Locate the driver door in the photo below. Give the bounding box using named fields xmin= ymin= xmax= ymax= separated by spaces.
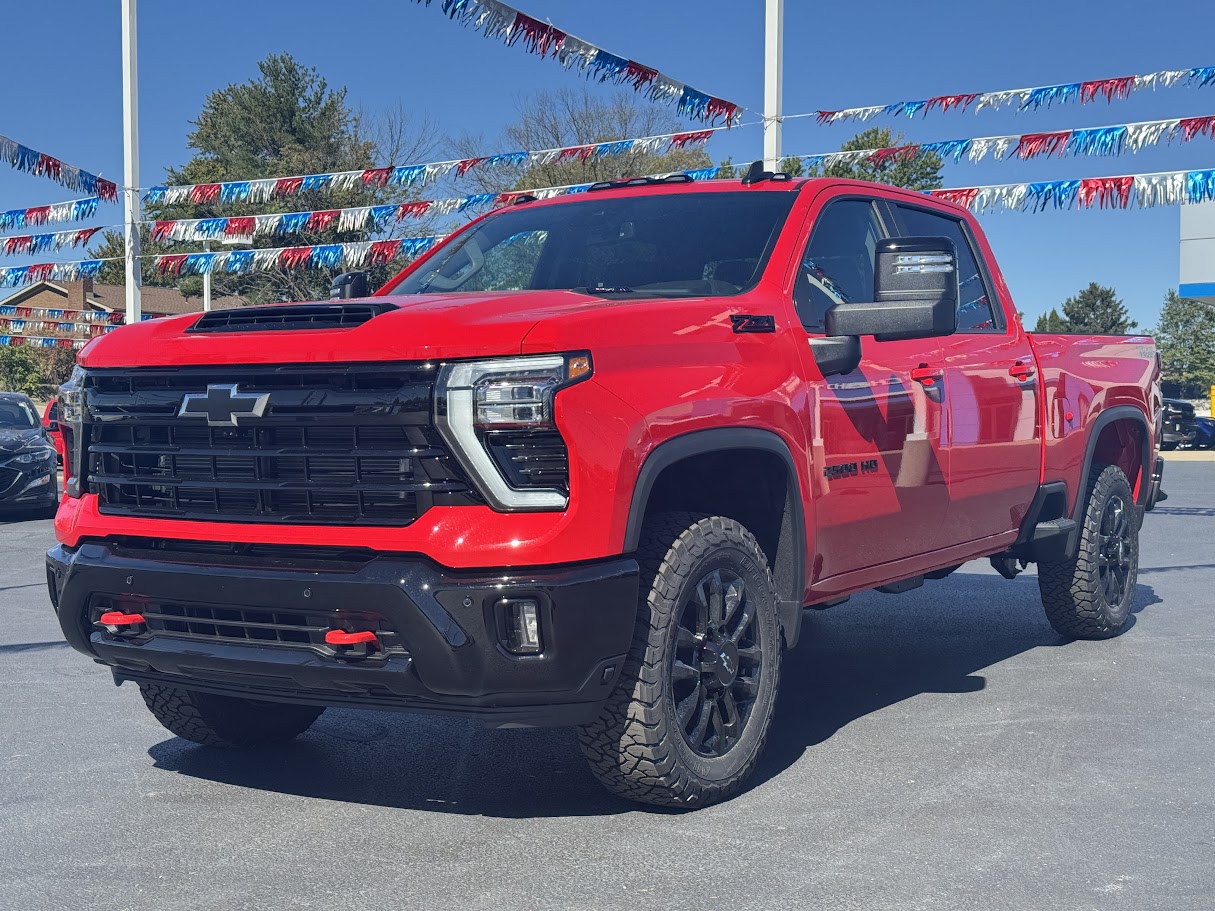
xmin=793 ymin=195 xmax=952 ymax=583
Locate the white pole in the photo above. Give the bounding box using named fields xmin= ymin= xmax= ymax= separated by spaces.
xmin=202 ymin=239 xmax=211 ymax=311
xmin=763 ymin=0 xmax=784 ymax=171
xmin=121 ymin=0 xmax=141 ymax=324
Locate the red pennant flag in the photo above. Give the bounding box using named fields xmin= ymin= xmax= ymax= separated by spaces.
xmin=669 ymin=130 xmax=714 ymax=149
xmin=369 ymin=240 xmax=402 ymax=265
xmin=1077 ymin=176 xmax=1134 ymax=209
xmin=625 ymin=61 xmax=659 ymax=90
xmin=25 ymin=206 xmax=50 ymax=226
xmin=225 ymin=216 xmax=256 ymax=237
xmin=1015 ymin=131 xmax=1072 ymax=159
xmin=397 ymin=201 xmax=431 ymax=220
xmin=361 ymin=168 xmax=392 ymax=187
xmin=151 ymin=221 xmax=176 ymax=242
xmin=306 ymin=210 xmax=339 ymax=232
xmin=190 ymin=184 xmax=221 ymax=204
xmin=275 ymin=176 xmax=304 ymax=198
xmin=456 ymin=157 xmax=489 ymax=177
xmin=279 ymin=246 xmax=313 ymax=269
xmin=1079 ymin=77 xmax=1135 ymax=104
xmin=931 ymin=187 xmax=980 ymax=210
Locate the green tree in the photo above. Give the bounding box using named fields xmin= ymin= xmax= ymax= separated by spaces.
xmin=450 ymin=89 xmax=712 ymax=196
xmin=1060 ymin=283 xmax=1137 ymax=334
xmin=1033 ymin=307 xmax=1070 ymax=332
xmin=91 ymin=54 xmax=437 ymax=304
xmin=786 ymin=127 xmax=944 ymax=190
xmin=1154 ymin=288 xmax=1215 ymax=397
xmin=0 ymin=346 xmax=47 ymax=397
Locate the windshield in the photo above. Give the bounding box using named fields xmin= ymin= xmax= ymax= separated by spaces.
xmin=0 ymin=399 xmax=38 ymax=429
xmin=395 ymin=190 xmax=798 ymax=298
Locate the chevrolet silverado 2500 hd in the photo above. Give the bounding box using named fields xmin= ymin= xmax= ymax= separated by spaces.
xmin=47 ymin=168 xmax=1164 ymax=807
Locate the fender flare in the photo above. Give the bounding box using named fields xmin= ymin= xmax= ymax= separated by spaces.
xmin=1073 ymin=405 xmax=1152 ymax=520
xmin=622 ymin=427 xmax=807 ymax=646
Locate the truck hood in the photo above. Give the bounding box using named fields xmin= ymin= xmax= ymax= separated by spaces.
xmin=79 ymin=290 xmax=626 ymax=368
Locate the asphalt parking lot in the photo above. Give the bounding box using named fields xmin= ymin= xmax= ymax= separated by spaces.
xmin=1 ymin=460 xmax=1212 ymax=911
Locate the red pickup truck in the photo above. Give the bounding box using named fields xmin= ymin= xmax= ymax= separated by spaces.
xmin=47 ymin=168 xmax=1164 ymax=808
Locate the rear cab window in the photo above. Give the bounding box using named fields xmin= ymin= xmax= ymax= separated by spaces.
xmin=892 ymin=204 xmax=1004 ymax=332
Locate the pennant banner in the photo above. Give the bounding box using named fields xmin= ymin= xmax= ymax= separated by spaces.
xmin=0 ymin=303 xmax=124 ymax=324
xmin=811 ymin=65 xmax=1215 ymax=125
xmin=0 ymin=333 xmax=88 ymax=349
xmin=142 ymin=128 xmax=720 ymax=206
xmin=0 ymin=134 xmax=118 ymax=202
xmin=929 ymin=167 xmax=1215 ymax=213
xmin=793 ymin=114 xmax=1215 ymax=171
xmin=409 ymin=0 xmax=740 ymax=126
xmin=0 ymin=197 xmax=101 ymax=232
xmin=0 ymin=259 xmax=107 ymax=289
xmin=0 ymin=315 xmax=119 ymax=337
xmin=153 ymin=236 xmax=446 ymax=279
xmin=0 ymin=227 xmax=103 ymax=258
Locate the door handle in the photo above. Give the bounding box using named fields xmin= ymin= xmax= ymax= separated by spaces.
xmin=910 ymin=365 xmax=944 ymax=387
xmin=1009 ymin=361 xmax=1036 ymax=383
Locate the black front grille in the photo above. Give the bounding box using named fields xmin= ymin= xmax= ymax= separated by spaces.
xmin=0 ymin=467 xmax=19 ymax=495
xmin=89 ymin=594 xmax=407 ymax=656
xmin=188 ymin=302 xmax=394 ymax=333
xmin=83 ymin=363 xmax=481 ymax=526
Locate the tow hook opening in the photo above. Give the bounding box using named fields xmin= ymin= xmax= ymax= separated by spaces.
xmin=96 ymin=611 xmax=147 ymax=637
xmin=324 ymin=628 xmax=381 ymax=659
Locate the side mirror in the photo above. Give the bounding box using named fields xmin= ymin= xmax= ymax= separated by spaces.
xmin=46 ymin=421 xmax=59 ymax=433
xmin=825 ymin=237 xmax=959 ymax=342
xmin=809 ymin=236 xmax=959 ymax=377
xmin=331 ymin=271 xmax=370 ymax=300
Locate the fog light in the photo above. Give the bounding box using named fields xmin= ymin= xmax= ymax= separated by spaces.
xmin=496 ymin=598 xmax=543 ymax=654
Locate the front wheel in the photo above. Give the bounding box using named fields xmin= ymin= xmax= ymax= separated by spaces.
xmin=578 ymin=514 xmax=783 ymax=808
xmin=1038 ymin=463 xmax=1139 ymax=639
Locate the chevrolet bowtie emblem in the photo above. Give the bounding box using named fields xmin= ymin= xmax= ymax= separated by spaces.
xmin=178 ymin=384 xmax=269 ymax=426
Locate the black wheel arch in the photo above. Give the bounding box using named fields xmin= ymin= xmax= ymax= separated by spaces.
xmin=1072 ymin=405 xmax=1153 ymax=522
xmin=623 ymin=428 xmax=807 ymax=647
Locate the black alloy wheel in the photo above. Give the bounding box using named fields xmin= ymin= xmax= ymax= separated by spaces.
xmin=671 ymin=568 xmax=762 ymax=758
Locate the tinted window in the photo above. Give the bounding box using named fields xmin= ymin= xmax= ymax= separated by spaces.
xmin=396 ymin=191 xmax=797 ymax=298
xmin=0 ymin=398 xmax=38 ymax=428
xmin=896 ymin=205 xmax=1000 ymax=331
xmin=793 ymin=200 xmax=885 ymax=331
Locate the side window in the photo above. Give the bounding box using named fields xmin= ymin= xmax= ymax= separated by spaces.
xmin=424 ymin=230 xmax=549 ymax=292
xmin=793 ymin=199 xmax=885 ymax=332
xmin=894 ymin=205 xmax=1001 ymax=331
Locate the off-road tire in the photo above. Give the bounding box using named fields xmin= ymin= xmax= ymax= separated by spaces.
xmin=139 ymin=684 xmax=324 ymax=748
xmin=1038 ymin=463 xmax=1139 ymax=639
xmin=578 ymin=513 xmax=783 ymax=808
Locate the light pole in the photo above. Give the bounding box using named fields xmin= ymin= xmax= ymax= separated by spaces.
xmin=121 ymin=0 xmax=141 ymax=323
xmin=202 ymin=239 xmax=211 ymax=311
xmin=763 ymin=0 xmax=784 ymax=171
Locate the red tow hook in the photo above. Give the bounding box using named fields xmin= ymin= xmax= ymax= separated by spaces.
xmin=324 ymin=629 xmax=380 ymax=658
xmin=96 ymin=611 xmax=146 ymax=635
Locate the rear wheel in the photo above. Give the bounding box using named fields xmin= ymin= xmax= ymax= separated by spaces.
xmin=578 ymin=513 xmax=783 ymax=808
xmin=139 ymin=684 xmax=324 ymax=748
xmin=1038 ymin=463 xmax=1139 ymax=639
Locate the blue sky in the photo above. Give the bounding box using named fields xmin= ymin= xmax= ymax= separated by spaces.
xmin=1 ymin=0 xmax=1213 ymax=327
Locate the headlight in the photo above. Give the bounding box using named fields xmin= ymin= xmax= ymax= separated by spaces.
xmin=11 ymin=447 xmax=55 ymax=464
xmin=435 ymin=353 xmax=591 ymax=511
xmin=58 ymin=366 xmax=87 ymax=497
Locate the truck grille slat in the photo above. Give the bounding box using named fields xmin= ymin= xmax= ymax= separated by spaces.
xmin=83 ymin=363 xmax=481 ymax=526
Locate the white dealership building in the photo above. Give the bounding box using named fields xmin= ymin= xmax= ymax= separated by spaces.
xmin=1180 ymin=201 xmax=1215 ymax=304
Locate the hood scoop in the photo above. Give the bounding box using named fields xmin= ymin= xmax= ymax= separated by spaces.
xmin=188 ymin=302 xmax=395 ymax=333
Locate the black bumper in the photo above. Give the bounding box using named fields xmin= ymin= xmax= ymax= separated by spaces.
xmin=46 ymin=541 xmax=639 ymax=727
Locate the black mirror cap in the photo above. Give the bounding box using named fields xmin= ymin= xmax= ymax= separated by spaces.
xmin=809 ymin=335 xmax=862 ymax=377
xmin=825 ymin=297 xmax=957 ymax=342
xmin=330 ymin=271 xmax=370 ymax=300
xmin=874 ymin=236 xmax=958 ymax=305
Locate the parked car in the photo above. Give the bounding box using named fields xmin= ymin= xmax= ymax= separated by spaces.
xmin=0 ymin=392 xmax=59 ymax=517
xmin=1195 ymin=415 xmax=1215 ymax=449
xmin=42 ymin=399 xmax=64 ymax=465
xmin=1161 ymin=398 xmax=1198 ymax=450
xmin=46 ymin=169 xmax=1163 ymax=807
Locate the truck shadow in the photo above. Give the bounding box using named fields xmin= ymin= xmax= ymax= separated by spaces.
xmin=147 ymin=573 xmax=1161 ymax=818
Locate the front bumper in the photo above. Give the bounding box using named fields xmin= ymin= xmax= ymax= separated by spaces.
xmin=46 ymin=540 xmax=639 ymax=727
xmin=0 ymin=459 xmax=57 ymax=511
xmin=1163 ymin=426 xmax=1197 ymax=446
